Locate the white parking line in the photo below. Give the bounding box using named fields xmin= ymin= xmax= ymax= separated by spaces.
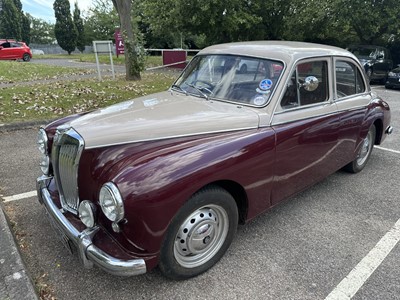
xmin=325 ymin=144 xmax=400 ymax=299
xmin=325 ymin=218 xmax=400 ymax=300
xmin=2 ymin=191 xmax=37 ymax=203
xmin=375 ymin=146 xmax=400 ymax=155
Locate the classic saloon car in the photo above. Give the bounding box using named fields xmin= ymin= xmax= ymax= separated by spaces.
xmin=36 ymin=41 xmax=392 ymax=279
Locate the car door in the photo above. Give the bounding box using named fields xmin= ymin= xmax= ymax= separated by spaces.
xmin=334 ymin=58 xmax=372 ymax=163
xmin=11 ymin=42 xmax=23 ymax=59
xmin=0 ymin=42 xmax=13 ymax=59
xmin=270 ymin=58 xmax=341 ymax=205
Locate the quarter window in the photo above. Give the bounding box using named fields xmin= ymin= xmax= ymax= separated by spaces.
xmin=281 ymin=60 xmax=329 ymax=109
xmin=335 ymin=60 xmax=365 ymax=98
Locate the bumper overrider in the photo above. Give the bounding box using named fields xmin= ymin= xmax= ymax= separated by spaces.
xmin=36 ymin=175 xmax=146 ymax=276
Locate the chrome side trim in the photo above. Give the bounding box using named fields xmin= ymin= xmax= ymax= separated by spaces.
xmin=36 ymin=175 xmax=147 ymax=277
xmin=84 ymin=126 xmax=258 ymax=150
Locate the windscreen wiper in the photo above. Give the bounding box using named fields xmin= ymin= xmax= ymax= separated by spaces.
xmin=171 ymin=84 xmax=187 ymax=95
xmin=185 ymin=83 xmax=209 ymax=100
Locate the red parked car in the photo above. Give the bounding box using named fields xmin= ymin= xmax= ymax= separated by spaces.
xmin=0 ymin=39 xmax=32 ymax=61
xmin=36 ymin=41 xmax=393 ymax=280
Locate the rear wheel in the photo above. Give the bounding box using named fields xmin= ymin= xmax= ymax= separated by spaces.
xmin=159 ymin=186 xmax=238 ymax=280
xmin=344 ymin=124 xmax=376 ymax=173
xmin=22 ymin=53 xmax=30 ymax=62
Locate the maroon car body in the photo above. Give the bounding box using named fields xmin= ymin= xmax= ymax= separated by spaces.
xmin=36 ymin=41 xmax=392 ymax=279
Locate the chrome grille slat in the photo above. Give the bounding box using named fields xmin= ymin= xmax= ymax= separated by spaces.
xmin=52 ymin=128 xmax=84 ymax=214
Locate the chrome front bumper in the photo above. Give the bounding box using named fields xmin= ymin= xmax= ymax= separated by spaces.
xmin=36 ymin=175 xmax=146 ymax=276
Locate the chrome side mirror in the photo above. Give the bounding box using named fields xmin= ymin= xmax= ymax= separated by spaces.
xmin=302 ymin=76 xmax=319 ymax=92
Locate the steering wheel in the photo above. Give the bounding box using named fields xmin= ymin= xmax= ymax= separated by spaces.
xmin=192 ymin=80 xmax=214 ymax=94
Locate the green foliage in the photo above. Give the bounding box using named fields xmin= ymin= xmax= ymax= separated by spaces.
xmin=0 ymin=0 xmax=22 ymax=40
xmin=135 ymin=0 xmax=400 ymax=50
xmin=21 ymin=13 xmax=30 ymax=44
xmin=27 ymin=14 xmax=56 ymax=44
xmin=334 ymin=0 xmax=400 ymax=44
xmin=12 ymin=0 xmax=22 ymax=11
xmin=73 ymin=2 xmax=85 ymax=52
xmin=138 ymin=0 xmax=182 ymax=48
xmin=53 ymin=0 xmax=77 ymax=54
xmin=84 ymin=0 xmax=119 ymax=43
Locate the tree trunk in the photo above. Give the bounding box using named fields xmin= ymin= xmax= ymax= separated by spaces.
xmin=112 ymin=0 xmax=141 ymax=81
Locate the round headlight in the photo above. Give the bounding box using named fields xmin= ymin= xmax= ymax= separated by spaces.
xmin=39 ymin=155 xmax=50 ymax=175
xmin=99 ymin=182 xmax=125 ymax=222
xmin=78 ymin=200 xmax=96 ymax=228
xmin=37 ymin=128 xmax=48 ymax=155
xmin=37 ymin=128 xmax=50 ymax=175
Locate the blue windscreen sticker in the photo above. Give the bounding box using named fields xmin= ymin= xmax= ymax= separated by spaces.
xmin=256 ymin=79 xmax=273 ymax=94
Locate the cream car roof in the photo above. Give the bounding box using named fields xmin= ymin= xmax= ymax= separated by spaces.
xmin=198 ymin=41 xmax=358 ymax=64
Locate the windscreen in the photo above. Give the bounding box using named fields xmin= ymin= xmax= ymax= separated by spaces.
xmin=173 ymin=55 xmax=284 ymax=107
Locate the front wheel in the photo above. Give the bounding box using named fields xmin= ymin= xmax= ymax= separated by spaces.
xmin=344 ymin=124 xmax=376 ymax=173
xmin=159 ymin=186 xmax=238 ymax=280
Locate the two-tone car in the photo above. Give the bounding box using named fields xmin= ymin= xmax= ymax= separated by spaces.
xmin=36 ymin=41 xmax=392 ymax=280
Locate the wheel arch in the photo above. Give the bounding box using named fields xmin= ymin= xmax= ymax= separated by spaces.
xmin=373 ymin=118 xmax=383 ymax=145
xmin=200 ymin=180 xmax=248 ymax=224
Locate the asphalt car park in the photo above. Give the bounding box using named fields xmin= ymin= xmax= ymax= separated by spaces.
xmin=0 ymin=85 xmax=399 ymax=299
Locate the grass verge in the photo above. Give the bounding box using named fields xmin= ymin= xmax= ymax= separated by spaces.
xmin=34 ymin=53 xmax=165 ymax=68
xmin=0 ymin=72 xmax=176 ymax=124
xmin=0 ymin=60 xmax=94 ymax=83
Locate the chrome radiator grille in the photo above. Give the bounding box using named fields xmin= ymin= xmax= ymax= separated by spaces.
xmin=52 ymin=128 xmax=84 ymax=214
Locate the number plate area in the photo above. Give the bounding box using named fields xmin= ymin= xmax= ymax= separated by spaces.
xmin=44 ymin=208 xmax=74 ymax=254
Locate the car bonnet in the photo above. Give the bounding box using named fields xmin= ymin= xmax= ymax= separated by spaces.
xmin=68 ymin=91 xmax=261 ymax=149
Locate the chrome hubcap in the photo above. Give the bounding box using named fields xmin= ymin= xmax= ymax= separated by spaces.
xmin=174 ymin=205 xmax=228 ymax=268
xmin=357 ymin=131 xmax=372 ymax=166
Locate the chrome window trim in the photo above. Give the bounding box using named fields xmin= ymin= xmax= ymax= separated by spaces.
xmin=271 ymin=107 xmax=339 ymax=126
xmin=271 ymin=56 xmax=333 ymax=118
xmin=333 ymin=91 xmax=371 ymax=103
xmin=333 ymin=57 xmax=370 ymax=101
xmin=273 ymin=99 xmax=332 ymax=115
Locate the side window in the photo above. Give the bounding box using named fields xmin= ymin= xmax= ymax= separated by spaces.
xmin=335 ymin=60 xmax=365 ymax=98
xmin=281 ymin=60 xmax=328 ymax=109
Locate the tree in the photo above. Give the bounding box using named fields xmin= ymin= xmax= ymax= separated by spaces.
xmin=53 ymin=0 xmax=77 ymax=54
xmin=27 ymin=14 xmax=56 ymax=44
xmin=21 ymin=13 xmax=31 ymax=44
xmin=334 ymin=0 xmax=400 ymax=45
xmin=84 ymin=0 xmax=119 ymax=43
xmin=112 ymin=0 xmax=144 ymax=80
xmin=73 ymin=2 xmax=85 ymax=52
xmin=0 ymin=0 xmax=22 ymax=40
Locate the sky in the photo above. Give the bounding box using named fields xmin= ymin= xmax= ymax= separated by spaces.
xmin=21 ymin=0 xmax=92 ymax=23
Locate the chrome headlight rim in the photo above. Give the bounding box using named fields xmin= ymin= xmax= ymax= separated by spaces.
xmin=37 ymin=128 xmax=50 ymax=175
xmin=37 ymin=128 xmax=49 ymax=155
xmin=99 ymin=182 xmax=125 ymax=222
xmin=39 ymin=155 xmax=50 ymax=175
